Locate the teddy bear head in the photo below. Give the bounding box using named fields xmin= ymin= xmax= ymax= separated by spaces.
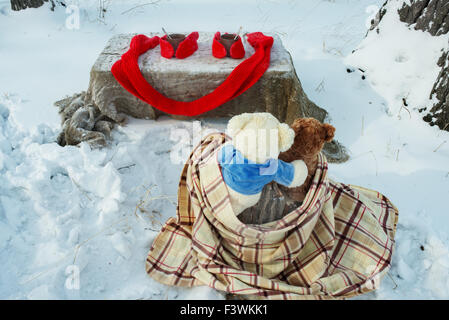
xmin=279 ymin=117 xmax=335 ymax=162
xmin=227 ymin=112 xmax=295 ymax=164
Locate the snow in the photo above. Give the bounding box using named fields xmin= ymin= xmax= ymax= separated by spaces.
xmin=1 ymin=0 xmax=449 ymax=299
xmin=345 ymin=0 xmax=449 ymax=116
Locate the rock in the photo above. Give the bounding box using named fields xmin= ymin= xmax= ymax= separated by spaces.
xmin=398 ymin=0 xmax=449 ymax=36
xmin=55 ymin=32 xmax=348 ymax=161
xmin=372 ymin=0 xmax=449 ymax=36
xmin=369 ymin=2 xmax=387 ymax=33
xmin=86 ymin=32 xmax=326 ymax=124
xmin=11 ymin=0 xmax=64 ymax=11
xmin=398 ymin=0 xmax=449 ymax=131
xmin=238 ymin=182 xmax=287 ymax=225
xmin=369 ymin=1 xmax=449 ymax=132
xmin=426 ymin=50 xmax=449 ymax=130
xmin=11 ymin=0 xmax=46 ymax=11
xmin=238 ymin=182 xmax=304 ymax=226
xmin=322 ymin=139 xmax=349 ymax=163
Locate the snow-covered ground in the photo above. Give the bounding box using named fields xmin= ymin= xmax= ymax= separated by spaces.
xmin=1 ymin=0 xmax=448 ymax=299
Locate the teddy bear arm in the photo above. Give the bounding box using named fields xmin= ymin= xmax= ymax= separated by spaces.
xmin=227 ymin=187 xmax=261 ymax=216
xmin=286 ymin=159 xmax=308 ymax=188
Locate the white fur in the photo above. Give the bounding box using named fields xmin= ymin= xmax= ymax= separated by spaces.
xmin=227 ymin=188 xmax=261 ymax=216
xmin=288 ymin=160 xmax=308 ymax=188
xmin=228 ymin=113 xmax=295 ymax=163
xmin=278 ymin=123 xmax=295 ymax=152
xmin=222 ymin=113 xmax=308 ymax=216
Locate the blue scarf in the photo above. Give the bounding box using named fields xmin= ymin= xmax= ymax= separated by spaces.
xmin=217 ymin=144 xmax=294 ymax=195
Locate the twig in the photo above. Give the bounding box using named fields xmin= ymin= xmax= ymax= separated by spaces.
xmin=70 ymin=177 xmax=92 ymax=201
xmin=98 ymin=0 xmax=108 ymax=20
xmin=145 ymin=225 xmax=162 ymax=232
xmin=433 ymin=140 xmax=447 ymax=152
xmin=387 ymin=272 xmax=398 ymax=290
xmin=73 ymin=216 xmax=128 ymax=264
xmin=398 ymin=97 xmax=411 ymax=119
xmin=361 ymin=116 xmax=364 ymax=136
xmin=132 ymin=185 xmax=175 ymax=230
xmin=121 ymin=0 xmax=162 ymax=15
xmin=117 ymin=163 xmax=136 ymax=171
xmin=315 ymin=79 xmax=325 ymax=93
xmin=322 ymin=40 xmax=343 ymax=57
xmin=20 ymin=255 xmax=72 ymax=285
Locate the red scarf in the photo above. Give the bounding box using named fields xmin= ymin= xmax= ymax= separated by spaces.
xmin=111 ymin=32 xmax=273 ymax=117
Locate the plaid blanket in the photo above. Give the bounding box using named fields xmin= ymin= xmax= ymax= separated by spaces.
xmin=146 ymin=133 xmax=399 ymax=299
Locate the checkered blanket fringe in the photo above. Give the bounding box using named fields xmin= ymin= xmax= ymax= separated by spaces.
xmin=146 ymin=133 xmax=398 ymax=300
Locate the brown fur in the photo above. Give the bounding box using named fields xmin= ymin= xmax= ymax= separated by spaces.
xmin=278 ymin=118 xmax=335 ymax=201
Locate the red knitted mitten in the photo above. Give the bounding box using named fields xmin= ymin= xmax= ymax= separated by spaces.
xmin=159 ymin=32 xmax=199 ymax=59
xmin=212 ymin=32 xmax=245 ymax=59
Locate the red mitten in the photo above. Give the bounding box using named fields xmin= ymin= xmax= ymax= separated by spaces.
xmin=159 ymin=36 xmax=175 ymax=59
xmin=230 ymin=37 xmax=245 ymax=59
xmin=159 ymin=32 xmax=199 ymax=59
xmin=176 ymin=32 xmax=199 ymax=59
xmin=212 ymin=32 xmax=227 ymax=58
xmin=212 ymin=32 xmax=245 ymax=59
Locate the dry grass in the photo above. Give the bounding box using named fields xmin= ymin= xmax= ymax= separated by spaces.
xmin=132 ymin=184 xmax=176 ymax=231
xmin=120 ymin=0 xmax=163 ymax=15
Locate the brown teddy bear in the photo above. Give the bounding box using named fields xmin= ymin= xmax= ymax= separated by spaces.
xmin=278 ymin=117 xmax=335 ymax=203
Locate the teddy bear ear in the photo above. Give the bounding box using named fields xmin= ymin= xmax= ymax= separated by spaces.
xmin=227 ymin=113 xmax=252 ymax=138
xmin=323 ymin=123 xmax=336 ymax=142
xmin=278 ymin=123 xmax=295 ymax=152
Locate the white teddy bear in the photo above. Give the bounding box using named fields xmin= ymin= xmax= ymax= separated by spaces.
xmin=218 ymin=112 xmax=308 ymax=216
